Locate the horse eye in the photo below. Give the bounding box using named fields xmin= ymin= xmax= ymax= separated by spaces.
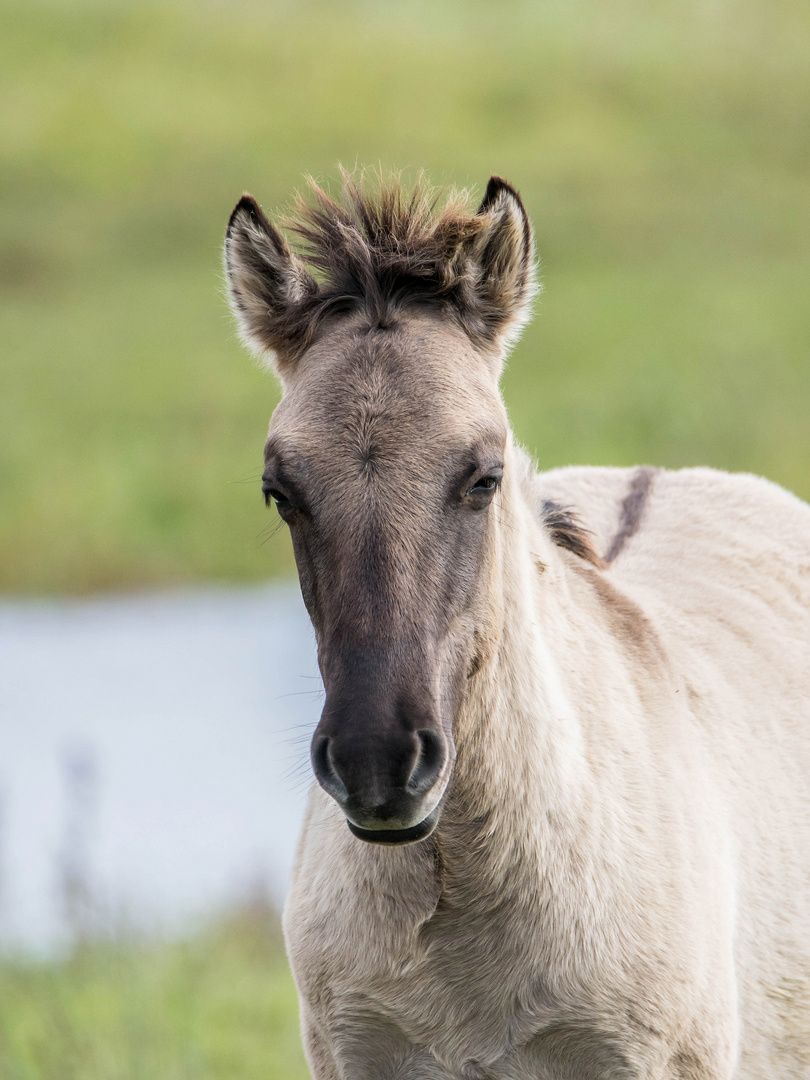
xmin=262 ymin=483 xmax=290 ymax=509
xmin=467 ymin=474 xmax=501 ymax=496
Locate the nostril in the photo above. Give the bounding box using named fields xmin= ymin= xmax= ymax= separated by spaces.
xmin=407 ymin=730 xmax=445 ymax=794
xmin=311 ymin=735 xmax=349 ymax=802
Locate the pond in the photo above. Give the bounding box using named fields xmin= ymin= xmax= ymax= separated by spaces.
xmin=0 ymin=584 xmax=320 ymax=952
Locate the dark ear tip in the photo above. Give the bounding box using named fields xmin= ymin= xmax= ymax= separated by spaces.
xmin=478 ymin=175 xmax=524 ymax=215
xmin=226 ymin=193 xmax=267 ymax=238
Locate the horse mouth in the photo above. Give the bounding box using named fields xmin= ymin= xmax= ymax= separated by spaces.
xmin=346 ymin=806 xmax=440 ymax=846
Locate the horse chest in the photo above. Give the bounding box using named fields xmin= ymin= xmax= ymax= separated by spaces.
xmin=291 ymin=873 xmax=634 ymax=1077
xmin=309 ymin=926 xmax=641 ymax=1080
xmin=286 ymin=799 xmax=710 ymax=1076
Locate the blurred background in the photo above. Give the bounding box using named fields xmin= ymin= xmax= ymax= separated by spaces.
xmin=1 ymin=0 xmax=808 ymax=1074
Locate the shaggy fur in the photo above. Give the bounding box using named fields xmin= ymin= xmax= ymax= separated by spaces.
xmin=225 ymin=171 xmax=537 ymax=369
xmin=224 ymin=174 xmax=810 ymax=1079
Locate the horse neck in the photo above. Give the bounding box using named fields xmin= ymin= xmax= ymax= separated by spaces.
xmin=438 ymin=444 xmax=594 ymax=884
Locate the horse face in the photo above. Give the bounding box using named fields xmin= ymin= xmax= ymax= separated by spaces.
xmin=224 ymin=174 xmax=534 ymax=842
xmin=263 ymin=316 xmax=507 ymax=843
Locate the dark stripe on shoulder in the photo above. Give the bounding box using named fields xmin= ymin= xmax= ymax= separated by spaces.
xmin=604 ymin=466 xmax=658 ymax=565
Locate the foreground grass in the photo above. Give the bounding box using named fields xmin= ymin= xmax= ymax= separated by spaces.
xmin=0 ymin=908 xmax=309 ymax=1080
xmin=1 ymin=0 xmax=809 ymax=592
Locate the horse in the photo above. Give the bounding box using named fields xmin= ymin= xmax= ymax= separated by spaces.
xmin=224 ymin=173 xmax=810 ymax=1079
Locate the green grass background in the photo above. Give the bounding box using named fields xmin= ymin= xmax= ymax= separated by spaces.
xmin=0 ymin=904 xmax=310 ymax=1080
xmin=2 ymin=0 xmax=808 ymax=595
xmin=1 ymin=2 xmax=809 ymax=1073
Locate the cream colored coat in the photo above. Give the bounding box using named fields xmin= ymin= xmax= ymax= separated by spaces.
xmin=284 ymin=451 xmax=810 ymax=1079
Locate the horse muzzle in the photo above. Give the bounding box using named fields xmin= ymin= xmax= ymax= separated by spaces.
xmin=310 ymin=725 xmax=450 ymax=845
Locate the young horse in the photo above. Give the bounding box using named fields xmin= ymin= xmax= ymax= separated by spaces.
xmin=224 ymin=175 xmax=810 ymax=1079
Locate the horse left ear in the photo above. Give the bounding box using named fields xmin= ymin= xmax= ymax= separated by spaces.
xmin=464 ymin=176 xmax=537 ymax=350
xmin=224 ymin=194 xmax=316 ymax=371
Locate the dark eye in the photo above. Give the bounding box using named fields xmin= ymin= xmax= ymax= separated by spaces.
xmin=468 ymin=476 xmax=499 ymax=494
xmin=261 ymin=482 xmax=292 ymax=512
xmin=465 ymin=468 xmax=503 ymax=502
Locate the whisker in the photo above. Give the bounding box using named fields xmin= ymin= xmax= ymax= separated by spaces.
xmin=283 ymin=759 xmax=315 ymax=794
xmin=254 ymin=520 xmax=285 ymax=548
xmin=274 ymin=690 xmax=325 ymax=702
xmin=227 ymin=467 xmax=266 ymax=485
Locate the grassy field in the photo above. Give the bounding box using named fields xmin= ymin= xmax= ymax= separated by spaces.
xmin=0 ymin=905 xmax=309 ymax=1080
xmin=1 ymin=0 xmax=809 ymax=594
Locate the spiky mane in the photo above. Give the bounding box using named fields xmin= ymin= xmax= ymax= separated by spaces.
xmin=225 ymin=169 xmax=537 ymax=363
xmin=283 ymin=172 xmax=490 ymax=331
xmin=542 ymin=500 xmax=606 ymax=568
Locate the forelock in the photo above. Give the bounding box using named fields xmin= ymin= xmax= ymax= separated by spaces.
xmin=274 ymin=171 xmax=495 ymax=349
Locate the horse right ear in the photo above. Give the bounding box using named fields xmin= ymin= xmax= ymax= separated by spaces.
xmin=461 ymin=176 xmax=537 ymax=353
xmin=224 ymin=195 xmax=316 ymax=368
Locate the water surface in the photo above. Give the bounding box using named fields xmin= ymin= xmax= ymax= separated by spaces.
xmin=0 ymin=584 xmax=319 ymax=951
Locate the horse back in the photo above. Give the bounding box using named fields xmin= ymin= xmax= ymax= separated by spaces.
xmin=539 ymin=464 xmax=810 ymax=1075
xmin=538 ymin=463 xmax=810 ymax=646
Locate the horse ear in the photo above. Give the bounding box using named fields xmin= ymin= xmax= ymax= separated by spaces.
xmin=224 ymin=194 xmax=316 ymax=367
xmin=465 ymin=176 xmax=537 ymax=349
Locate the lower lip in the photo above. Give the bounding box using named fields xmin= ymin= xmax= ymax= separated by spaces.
xmin=346 ymin=806 xmax=440 ymax=846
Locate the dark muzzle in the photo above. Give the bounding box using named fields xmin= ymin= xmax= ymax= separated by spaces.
xmin=311 ymin=653 xmax=450 ymax=844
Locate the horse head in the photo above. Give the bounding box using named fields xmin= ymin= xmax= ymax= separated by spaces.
xmin=224 ymin=173 xmax=536 ymax=843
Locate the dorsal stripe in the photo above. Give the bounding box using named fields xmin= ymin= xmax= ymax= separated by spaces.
xmin=604 ymin=466 xmax=658 ymax=565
